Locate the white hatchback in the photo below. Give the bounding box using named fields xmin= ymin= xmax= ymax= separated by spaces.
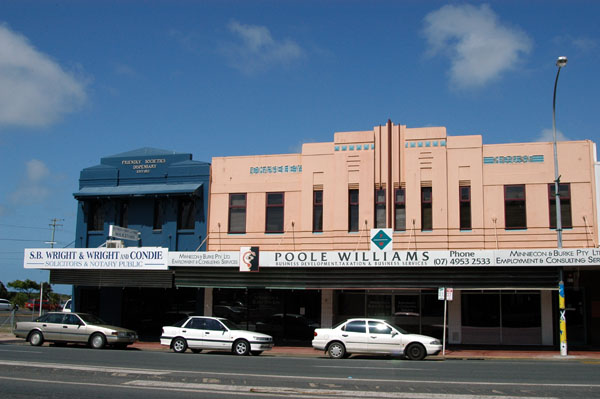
xmin=161 ymin=316 xmax=273 ymax=356
xmin=312 ymin=318 xmax=442 ymax=360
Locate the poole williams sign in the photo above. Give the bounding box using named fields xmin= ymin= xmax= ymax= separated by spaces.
xmin=261 ymin=248 xmax=600 ymax=267
xmin=24 ymin=248 xmax=168 ymax=270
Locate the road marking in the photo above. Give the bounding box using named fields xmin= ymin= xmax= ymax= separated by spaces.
xmin=125 ymin=380 xmax=558 ymax=399
xmin=1 ymin=359 xmax=599 ymax=389
xmin=0 ymin=360 xmax=171 ymax=375
xmin=0 ymin=349 xmax=43 ymax=354
xmin=315 ymin=365 xmax=424 ymax=371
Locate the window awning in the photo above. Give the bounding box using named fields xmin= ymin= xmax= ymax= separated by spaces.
xmin=74 ymin=183 xmax=203 ymax=198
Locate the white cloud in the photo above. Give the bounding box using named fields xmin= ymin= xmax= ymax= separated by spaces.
xmin=423 ymin=4 xmax=532 ymax=89
xmin=221 ymin=20 xmax=304 ymax=74
xmin=9 ymin=159 xmax=52 ymax=205
xmin=536 ymin=128 xmax=570 ymax=142
xmin=0 ymin=23 xmax=87 ymax=129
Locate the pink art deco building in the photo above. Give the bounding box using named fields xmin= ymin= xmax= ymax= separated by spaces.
xmin=203 ymin=120 xmax=599 ymax=347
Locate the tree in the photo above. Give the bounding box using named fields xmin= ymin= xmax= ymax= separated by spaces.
xmin=0 ymin=281 xmax=8 ymax=298
xmin=8 ymin=279 xmax=40 ymax=298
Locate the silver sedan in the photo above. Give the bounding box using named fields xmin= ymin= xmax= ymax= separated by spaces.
xmin=14 ymin=312 xmax=137 ymax=349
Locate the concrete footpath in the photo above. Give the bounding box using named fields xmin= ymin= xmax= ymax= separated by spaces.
xmin=2 ymin=332 xmax=599 ymax=360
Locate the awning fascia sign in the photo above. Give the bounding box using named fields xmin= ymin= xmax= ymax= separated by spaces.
xmin=25 ymin=247 xmax=168 ymax=270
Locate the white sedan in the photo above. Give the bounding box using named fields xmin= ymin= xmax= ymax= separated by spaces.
xmin=161 ymin=316 xmax=273 ymax=356
xmin=312 ymin=318 xmax=442 ymax=360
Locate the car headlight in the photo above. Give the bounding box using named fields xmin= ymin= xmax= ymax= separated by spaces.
xmin=430 ymin=339 xmax=441 ymax=345
xmin=253 ymin=336 xmax=272 ymax=342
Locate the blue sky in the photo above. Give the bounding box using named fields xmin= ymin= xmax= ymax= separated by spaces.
xmin=1 ymin=1 xmax=598 ymax=294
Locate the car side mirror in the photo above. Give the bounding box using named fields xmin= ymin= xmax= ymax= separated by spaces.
xmin=392 ymin=331 xmax=399 ymax=337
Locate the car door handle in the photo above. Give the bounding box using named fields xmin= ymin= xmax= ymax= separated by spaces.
xmin=63 ymin=326 xmax=68 ymax=329
xmin=342 ymin=334 xmax=348 ymax=337
xmin=42 ymin=324 xmax=47 ymax=327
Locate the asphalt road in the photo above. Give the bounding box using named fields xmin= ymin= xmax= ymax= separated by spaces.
xmin=0 ymin=342 xmax=599 ymax=399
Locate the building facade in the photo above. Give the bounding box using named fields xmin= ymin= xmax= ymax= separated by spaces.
xmin=35 ymin=122 xmax=600 ymax=347
xmin=50 ymin=148 xmax=210 ymax=338
xmin=204 ymin=121 xmax=599 ymax=347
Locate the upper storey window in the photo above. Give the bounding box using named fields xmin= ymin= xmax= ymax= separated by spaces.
xmin=374 ymin=189 xmax=386 ymax=228
xmin=504 ymin=185 xmax=526 ymax=230
xmin=394 ymin=188 xmax=406 ymax=231
xmin=88 ymin=200 xmax=105 ymax=232
xmin=313 ymin=190 xmax=323 ymax=233
xmin=421 ymin=187 xmax=432 ymax=231
xmin=549 ymin=183 xmax=572 ymax=229
xmin=459 ymin=186 xmax=472 ymax=231
xmin=228 ymin=193 xmax=247 ymax=234
xmin=178 ymin=198 xmax=196 ymax=230
xmin=348 ymin=189 xmax=359 ymax=232
xmin=266 ymin=192 xmax=284 ymax=233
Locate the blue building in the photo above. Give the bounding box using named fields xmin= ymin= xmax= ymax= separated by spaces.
xmin=50 ymin=148 xmax=210 ymax=338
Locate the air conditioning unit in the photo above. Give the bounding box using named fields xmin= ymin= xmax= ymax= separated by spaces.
xmin=106 ymin=240 xmax=124 ymax=248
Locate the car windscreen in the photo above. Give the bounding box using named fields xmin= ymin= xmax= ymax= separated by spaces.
xmin=78 ymin=313 xmax=107 ymax=325
xmin=390 ymin=323 xmax=408 ymax=334
xmin=219 ymin=318 xmax=240 ymax=330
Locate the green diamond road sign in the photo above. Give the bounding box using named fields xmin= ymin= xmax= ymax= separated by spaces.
xmin=371 ymin=229 xmax=392 ymax=250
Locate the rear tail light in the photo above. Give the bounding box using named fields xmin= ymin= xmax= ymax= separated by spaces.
xmin=314 ymin=331 xmax=318 ymax=337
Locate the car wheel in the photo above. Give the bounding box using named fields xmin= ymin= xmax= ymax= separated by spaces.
xmin=233 ymin=339 xmax=250 ymax=356
xmin=327 ymin=342 xmax=346 ymax=359
xmin=90 ymin=333 xmax=106 ymax=349
xmin=405 ymin=343 xmax=426 ymax=360
xmin=191 ymin=348 xmax=202 ymax=354
xmin=29 ymin=331 xmax=44 ymax=347
xmin=251 ymin=351 xmax=263 ymax=356
xmin=172 ymin=337 xmax=188 ymax=353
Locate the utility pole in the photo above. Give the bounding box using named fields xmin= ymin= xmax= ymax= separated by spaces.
xmin=39 ymin=218 xmax=63 ymax=316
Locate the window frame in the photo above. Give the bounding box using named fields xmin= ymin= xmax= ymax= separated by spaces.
xmin=265 ymin=192 xmax=285 ymax=233
xmin=504 ymin=184 xmax=527 ymax=230
xmin=228 ymin=193 xmax=247 ymax=234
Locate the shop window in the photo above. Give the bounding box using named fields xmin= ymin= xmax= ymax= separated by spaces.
xmin=228 ymin=193 xmax=247 ymax=234
xmin=504 ymin=185 xmax=526 ymax=229
xmin=394 ymin=188 xmax=406 ymax=231
xmin=548 ymin=183 xmax=572 ymax=229
xmin=462 ymin=292 xmax=500 ymax=328
xmin=348 ymin=189 xmax=359 ymax=232
xmin=153 ymin=199 xmax=165 ymax=230
xmin=177 ymin=198 xmax=196 ymax=230
xmin=313 ymin=190 xmax=323 ymax=233
xmin=459 ymin=186 xmax=471 ymax=230
xmin=374 ymin=189 xmax=386 ymax=228
xmin=501 ymin=292 xmax=541 ymax=328
xmin=87 ymin=200 xmax=105 ymax=232
xmin=421 ymin=187 xmax=432 ymax=231
xmin=266 ymin=192 xmax=284 ymax=233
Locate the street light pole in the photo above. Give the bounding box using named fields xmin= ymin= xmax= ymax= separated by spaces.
xmin=553 ymin=56 xmax=568 ymax=356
